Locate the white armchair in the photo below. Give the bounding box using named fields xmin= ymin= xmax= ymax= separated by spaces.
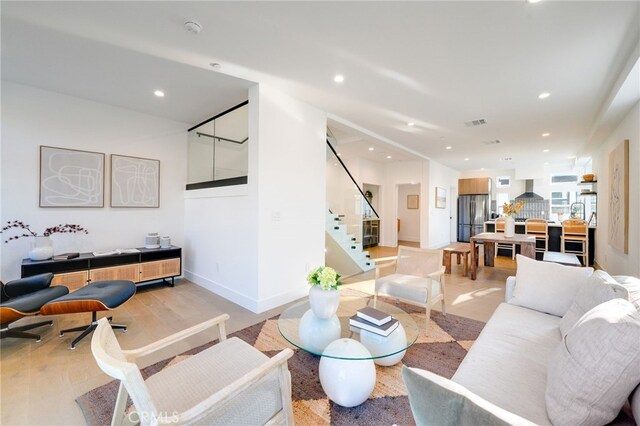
xmin=374 ymin=246 xmax=446 ymax=334
xmin=91 ymin=315 xmax=294 ymax=426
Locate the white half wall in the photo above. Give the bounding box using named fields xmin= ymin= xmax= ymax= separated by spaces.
xmin=184 ymin=84 xmax=326 ymax=313
xmin=1 ymin=82 xmax=188 ymax=280
xmin=591 ymin=101 xmax=639 ymax=276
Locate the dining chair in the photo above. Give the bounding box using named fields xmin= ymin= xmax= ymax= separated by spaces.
xmin=561 ymin=219 xmax=589 ymax=266
xmin=525 ymin=218 xmax=549 ymax=259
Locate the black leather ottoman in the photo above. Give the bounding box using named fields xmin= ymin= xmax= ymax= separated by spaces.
xmin=41 ymin=280 xmax=136 ymax=349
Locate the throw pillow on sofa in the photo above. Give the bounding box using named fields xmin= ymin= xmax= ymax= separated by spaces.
xmin=559 ymin=270 xmax=629 ymax=337
xmin=546 ymin=298 xmax=640 ymax=426
xmin=612 ymin=275 xmax=640 ymax=311
xmin=509 ymin=255 xmax=593 ymax=317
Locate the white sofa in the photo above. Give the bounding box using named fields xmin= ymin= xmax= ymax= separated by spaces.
xmin=403 ymin=256 xmax=640 ymax=426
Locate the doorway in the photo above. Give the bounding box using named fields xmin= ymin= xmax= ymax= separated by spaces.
xmin=397 ymin=183 xmax=421 ymax=246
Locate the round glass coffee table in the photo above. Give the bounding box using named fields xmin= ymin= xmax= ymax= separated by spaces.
xmin=278 ymin=295 xmax=419 ymax=407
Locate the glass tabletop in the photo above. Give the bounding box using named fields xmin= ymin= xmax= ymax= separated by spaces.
xmin=278 ymin=295 xmax=419 ymax=360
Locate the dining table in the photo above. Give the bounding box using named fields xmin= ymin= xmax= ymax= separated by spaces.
xmin=469 ymin=232 xmax=536 ymax=280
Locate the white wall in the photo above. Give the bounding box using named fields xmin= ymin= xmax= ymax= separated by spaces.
xmin=397 ymin=184 xmax=420 ymax=242
xmin=428 ymin=160 xmax=459 ymax=248
xmin=1 ymin=82 xmax=187 ymax=280
xmin=184 ymin=84 xmax=326 ymax=313
xmin=591 ymin=101 xmax=639 ymax=276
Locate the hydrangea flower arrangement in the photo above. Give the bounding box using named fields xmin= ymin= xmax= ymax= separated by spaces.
xmin=306 ymin=266 xmax=343 ymax=291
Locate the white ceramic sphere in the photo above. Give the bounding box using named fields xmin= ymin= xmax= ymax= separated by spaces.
xmin=308 ymin=286 xmax=340 ymax=319
xmin=319 ymin=338 xmax=376 ymax=407
xmin=298 ymin=309 xmax=341 ymax=354
xmin=359 ymin=323 xmax=407 ymax=366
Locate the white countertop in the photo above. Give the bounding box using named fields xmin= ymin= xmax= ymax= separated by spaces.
xmin=484 ymin=220 xmax=596 ymax=229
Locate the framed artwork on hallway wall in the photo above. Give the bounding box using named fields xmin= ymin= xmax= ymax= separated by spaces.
xmin=435 ymin=187 xmax=446 ymax=209
xmin=39 ymin=146 xmax=105 ymax=207
xmin=607 ymin=139 xmax=628 ymax=253
xmin=407 ymin=195 xmax=419 ymax=209
xmin=110 ymin=154 xmax=160 ymax=208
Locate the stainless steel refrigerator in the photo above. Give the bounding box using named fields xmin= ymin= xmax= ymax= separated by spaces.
xmin=457 ymin=194 xmax=490 ymax=242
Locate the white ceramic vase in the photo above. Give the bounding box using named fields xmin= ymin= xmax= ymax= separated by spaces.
xmin=29 ymin=236 xmax=54 ymax=261
xmin=308 ymin=285 xmax=340 ymax=319
xmin=504 ymin=216 xmax=515 ymax=238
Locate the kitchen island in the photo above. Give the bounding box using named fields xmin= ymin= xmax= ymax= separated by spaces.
xmin=483 ymin=220 xmax=595 ymax=266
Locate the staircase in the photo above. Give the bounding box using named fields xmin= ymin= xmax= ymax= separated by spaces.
xmin=326 ymin=211 xmax=374 ymax=273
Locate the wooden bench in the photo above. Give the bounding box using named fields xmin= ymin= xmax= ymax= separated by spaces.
xmin=443 ymin=244 xmax=478 ymax=276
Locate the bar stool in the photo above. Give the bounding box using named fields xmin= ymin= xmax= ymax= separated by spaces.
xmin=561 ymin=219 xmax=588 ymax=266
xmin=494 ymin=217 xmax=515 ymax=259
xmin=525 ymin=218 xmax=548 ymax=259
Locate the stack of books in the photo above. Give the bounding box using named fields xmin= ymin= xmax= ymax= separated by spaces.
xmin=53 ymin=252 xmax=80 ymax=261
xmin=349 ymin=306 xmax=399 ymax=336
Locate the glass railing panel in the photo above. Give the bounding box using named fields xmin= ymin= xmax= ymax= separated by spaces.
xmin=326 ymin=140 xmax=378 ymax=245
xmin=187 ymin=101 xmax=248 ymax=188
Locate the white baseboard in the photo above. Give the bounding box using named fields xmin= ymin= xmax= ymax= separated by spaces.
xmin=184 ymin=269 xmax=259 ymax=312
xmin=184 ymin=269 xmax=307 ymax=314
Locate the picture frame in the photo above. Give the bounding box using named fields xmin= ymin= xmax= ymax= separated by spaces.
xmin=407 ymin=194 xmax=419 ymax=209
xmin=110 ymin=154 xmax=160 ymax=208
xmin=607 ymin=139 xmax=628 ymax=253
xmin=39 ymin=145 xmax=105 ymax=207
xmin=436 ymin=187 xmax=446 ymax=209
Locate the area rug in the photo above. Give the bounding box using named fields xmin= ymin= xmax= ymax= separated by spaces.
xmin=77 ymin=296 xmax=485 ymax=425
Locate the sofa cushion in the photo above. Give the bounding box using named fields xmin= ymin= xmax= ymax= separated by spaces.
xmin=546 ymin=299 xmax=640 ymax=426
xmin=452 ymin=303 xmax=561 ymax=425
xmin=559 ymin=270 xmax=629 ymax=337
xmin=403 ymin=367 xmax=536 ymax=426
xmin=509 ymin=254 xmax=593 ymax=317
xmin=612 ymin=275 xmax=640 ymax=311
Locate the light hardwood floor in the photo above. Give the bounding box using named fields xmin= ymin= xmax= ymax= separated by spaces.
xmin=1 ymin=244 xmax=515 ymax=425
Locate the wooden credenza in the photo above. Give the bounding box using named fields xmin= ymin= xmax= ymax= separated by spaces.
xmin=21 ymin=247 xmax=182 ymax=292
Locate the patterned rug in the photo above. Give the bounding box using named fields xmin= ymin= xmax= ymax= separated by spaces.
xmin=76 ymin=295 xmax=485 ymax=425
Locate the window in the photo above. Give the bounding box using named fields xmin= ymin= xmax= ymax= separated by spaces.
xmin=551 ymin=174 xmax=578 ymax=184
xmin=496 ymin=192 xmax=510 ymax=214
xmin=496 ymin=176 xmax=511 ymax=188
xmin=550 ymin=191 xmax=577 ymax=214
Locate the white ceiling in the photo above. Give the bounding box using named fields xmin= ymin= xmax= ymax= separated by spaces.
xmin=2 ymin=1 xmax=639 ymax=171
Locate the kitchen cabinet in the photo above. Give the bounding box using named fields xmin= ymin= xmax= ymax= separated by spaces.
xmin=459 ymin=178 xmax=492 ymax=195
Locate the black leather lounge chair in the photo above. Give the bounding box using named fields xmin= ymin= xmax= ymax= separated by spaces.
xmin=0 ymin=273 xmax=69 ymax=342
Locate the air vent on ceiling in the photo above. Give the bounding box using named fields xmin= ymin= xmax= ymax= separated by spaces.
xmin=502 ymin=157 xmax=513 ymax=161
xmin=482 ymin=139 xmax=501 ymax=145
xmin=465 ymin=119 xmax=487 ymax=127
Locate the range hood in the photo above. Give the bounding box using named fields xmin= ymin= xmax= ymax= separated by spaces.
xmin=515 ymin=179 xmax=544 ymax=200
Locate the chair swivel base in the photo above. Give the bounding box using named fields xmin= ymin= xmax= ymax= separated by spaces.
xmin=60 ymin=312 xmax=127 ymax=350
xmin=1 ymin=320 xmax=54 ymax=342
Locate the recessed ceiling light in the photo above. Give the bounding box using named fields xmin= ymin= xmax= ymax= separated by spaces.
xmin=445 ymin=146 xmax=452 ymax=150
xmin=542 ymin=132 xmax=550 ymax=137
xmin=527 ymin=0 xmax=542 ymax=3
xmin=209 ymin=62 xmax=221 ymax=69
xmin=154 ymin=90 xmax=165 ymax=97
xmin=333 ymin=163 xmax=338 ymax=166
xmin=184 ymin=20 xmax=203 ymax=34
xmin=538 ymin=92 xmax=551 ymax=99
xmin=543 ymin=149 xmax=549 ymax=153
xmin=387 ymin=155 xmax=392 ymax=159
xmin=407 ymin=122 xmax=415 ymax=127
xmin=464 ymin=158 xmax=470 ymax=161
xmin=336 ymin=152 xmax=342 ymax=156
xmin=368 ymin=147 xmax=374 ymax=151
xmin=334 ymin=75 xmax=345 ymax=83
xmin=480 ymin=168 xmax=485 ymax=171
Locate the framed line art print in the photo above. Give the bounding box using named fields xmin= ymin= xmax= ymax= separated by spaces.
xmin=436 ymin=187 xmax=446 ymax=209
xmin=39 ymin=146 xmax=105 ymax=207
xmin=110 ymin=154 xmax=160 ymax=208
